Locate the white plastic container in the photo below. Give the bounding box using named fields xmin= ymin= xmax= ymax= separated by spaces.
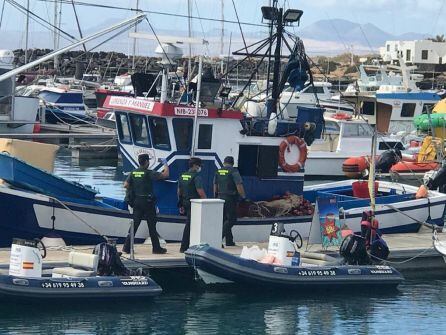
xmin=267 ymin=235 xmax=296 ymax=266
xmin=9 ymin=239 xmax=43 ymax=278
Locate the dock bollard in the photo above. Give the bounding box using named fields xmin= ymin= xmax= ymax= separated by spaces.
xmin=190 ymin=199 xmax=225 ymax=249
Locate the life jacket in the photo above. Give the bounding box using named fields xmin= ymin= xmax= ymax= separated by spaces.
xmin=215 ymin=167 xmax=237 ymax=196
xmin=179 ymin=171 xmax=200 ymax=204
xmin=360 ymin=210 xmax=379 ymax=248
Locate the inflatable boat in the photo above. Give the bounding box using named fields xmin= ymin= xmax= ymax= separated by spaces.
xmin=185 ymin=244 xmax=403 ymax=289
xmin=0 ymin=238 xmax=162 ymax=300
xmin=0 ymin=274 xmax=162 ymax=300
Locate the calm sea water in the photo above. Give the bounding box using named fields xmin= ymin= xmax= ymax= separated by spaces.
xmin=0 ymin=280 xmax=446 ymax=335
xmin=1 ymin=151 xmax=441 ymax=334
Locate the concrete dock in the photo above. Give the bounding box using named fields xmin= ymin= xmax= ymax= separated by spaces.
xmin=0 ymin=230 xmax=444 ymax=277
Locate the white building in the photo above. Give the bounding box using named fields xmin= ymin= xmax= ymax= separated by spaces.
xmin=380 ymin=40 xmax=446 ymax=65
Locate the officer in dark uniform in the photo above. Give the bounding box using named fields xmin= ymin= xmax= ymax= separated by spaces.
xmin=123 ymin=154 xmax=169 ymax=254
xmin=178 ymin=157 xmax=207 ymax=253
xmin=214 ymin=156 xmax=246 ymax=246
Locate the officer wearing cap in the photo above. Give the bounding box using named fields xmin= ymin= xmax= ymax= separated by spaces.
xmin=178 ymin=157 xmax=207 ymax=252
xmin=123 ymin=154 xmax=169 ymax=254
xmin=214 ymin=156 xmax=246 ymax=246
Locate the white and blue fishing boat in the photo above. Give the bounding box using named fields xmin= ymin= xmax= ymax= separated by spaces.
xmin=0 ymin=7 xmax=444 ymax=247
xmin=38 ymin=87 xmax=93 ymax=124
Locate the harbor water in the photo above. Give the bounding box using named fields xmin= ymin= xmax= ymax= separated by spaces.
xmin=0 ymin=280 xmax=446 ymax=334
xmin=0 ymin=151 xmax=444 ymax=335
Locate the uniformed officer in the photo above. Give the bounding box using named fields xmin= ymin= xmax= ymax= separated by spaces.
xmin=214 ymin=156 xmax=246 ymax=246
xmin=123 ymin=154 xmax=169 ymax=254
xmin=178 ymin=157 xmax=207 ymax=253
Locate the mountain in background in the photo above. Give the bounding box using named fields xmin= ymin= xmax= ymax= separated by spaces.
xmin=298 ymin=19 xmax=429 ymax=49
xmin=0 ymin=18 xmax=432 ymax=56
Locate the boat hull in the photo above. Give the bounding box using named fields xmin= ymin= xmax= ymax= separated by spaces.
xmin=185 ymin=245 xmax=404 ymax=288
xmin=0 ymin=179 xmax=444 ymax=247
xmin=0 ymin=275 xmax=162 ymax=300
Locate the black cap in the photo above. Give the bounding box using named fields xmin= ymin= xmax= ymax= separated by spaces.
xmin=138 ymin=153 xmax=150 ymax=166
xmin=224 ymin=156 xmax=234 ymax=165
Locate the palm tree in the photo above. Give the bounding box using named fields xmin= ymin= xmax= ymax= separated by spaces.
xmin=428 ymin=34 xmax=446 ymax=42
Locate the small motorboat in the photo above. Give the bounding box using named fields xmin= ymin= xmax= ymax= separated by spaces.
xmin=185 ymin=244 xmax=403 ymax=289
xmin=185 ymin=225 xmax=404 ymax=289
xmin=0 ymin=239 xmax=162 ymax=300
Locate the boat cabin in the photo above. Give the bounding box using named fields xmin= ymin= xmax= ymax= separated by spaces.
xmin=106 ymin=96 xmax=324 ymax=215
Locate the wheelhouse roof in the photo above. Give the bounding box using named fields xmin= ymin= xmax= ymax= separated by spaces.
xmin=103 ymin=96 xmax=243 ymax=120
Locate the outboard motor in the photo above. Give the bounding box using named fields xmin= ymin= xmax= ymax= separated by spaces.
xmin=376 ymin=148 xmax=402 ymax=173
xmin=267 ymin=223 xmax=302 ymax=266
xmin=340 ymin=234 xmax=370 ymax=265
xmin=9 ymin=238 xmax=46 ymax=278
xmin=93 ymin=242 xmax=130 ymax=276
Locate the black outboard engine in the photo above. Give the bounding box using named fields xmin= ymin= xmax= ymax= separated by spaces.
xmin=340 ymin=234 xmax=370 ymax=265
xmin=93 ymin=242 xmax=130 ymax=276
xmin=376 ymin=148 xmax=402 ymax=173
xmin=426 ymin=165 xmax=446 ymax=193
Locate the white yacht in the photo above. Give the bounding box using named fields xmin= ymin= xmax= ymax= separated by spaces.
xmin=280 ymin=81 xmax=354 ymax=117
xmin=305 ymin=113 xmax=403 ymax=177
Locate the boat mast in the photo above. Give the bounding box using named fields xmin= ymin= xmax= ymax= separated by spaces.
xmin=187 ymin=0 xmax=192 ymax=82
xmin=24 ymin=0 xmax=30 ymax=64
xmin=268 ymin=6 xmax=283 ymax=117
xmin=132 ymin=0 xmax=139 ymax=71
xmin=53 ymin=0 xmax=59 ymax=73
xmin=220 ymin=0 xmax=224 ymax=56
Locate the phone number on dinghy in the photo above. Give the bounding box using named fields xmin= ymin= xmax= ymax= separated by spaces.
xmin=297 ymin=270 xmax=337 ymax=276
xmin=41 ymin=282 xmax=85 ymax=289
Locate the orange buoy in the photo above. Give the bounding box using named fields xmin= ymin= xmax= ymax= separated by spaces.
xmin=342 ymin=156 xmax=369 ymax=178
xmin=390 ymin=161 xmax=439 ymax=173
xmin=278 ymin=136 xmax=307 ymax=173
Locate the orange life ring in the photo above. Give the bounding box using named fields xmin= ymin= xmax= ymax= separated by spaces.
xmin=278 ymin=136 xmax=307 ymax=173
xmin=332 ymin=112 xmax=352 ymax=120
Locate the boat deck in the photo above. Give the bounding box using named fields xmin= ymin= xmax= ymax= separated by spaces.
xmin=0 ymin=229 xmax=443 ymax=275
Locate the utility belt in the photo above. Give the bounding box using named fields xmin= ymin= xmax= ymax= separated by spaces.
xmin=217 ymin=192 xmax=238 ymax=198
xmin=135 ymin=194 xmax=156 ymax=202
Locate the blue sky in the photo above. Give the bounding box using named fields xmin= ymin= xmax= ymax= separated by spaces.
xmin=1 ymin=0 xmax=444 ymax=35
xmin=0 ymin=0 xmax=444 ymax=54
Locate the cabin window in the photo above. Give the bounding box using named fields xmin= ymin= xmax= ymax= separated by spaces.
xmin=172 ymin=118 xmax=193 ymax=152
xmin=421 ymin=50 xmax=428 ymax=60
xmin=148 ymin=117 xmax=171 ymax=151
xmin=197 ymin=124 xmax=213 ymax=149
xmin=116 ymin=113 xmax=132 ymax=143
xmin=129 ymin=114 xmax=151 ymax=147
xmin=400 ymin=103 xmax=416 ymax=117
xmin=304 ymin=86 xmax=325 ymax=94
xmin=406 ymin=49 xmax=411 ymax=62
xmin=238 ymin=145 xmax=278 ymax=178
xmin=342 ymin=123 xmax=373 ymax=137
xmin=379 ymin=142 xmax=404 ymax=150
xmin=361 ymin=101 xmax=375 ymax=115
xmin=422 ymin=104 xmax=434 ymax=114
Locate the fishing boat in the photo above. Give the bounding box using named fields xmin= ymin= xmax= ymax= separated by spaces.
xmin=37 ymin=87 xmax=93 ymax=124
xmin=185 ymin=244 xmax=403 ymax=289
xmin=280 ymin=81 xmax=355 ymax=115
